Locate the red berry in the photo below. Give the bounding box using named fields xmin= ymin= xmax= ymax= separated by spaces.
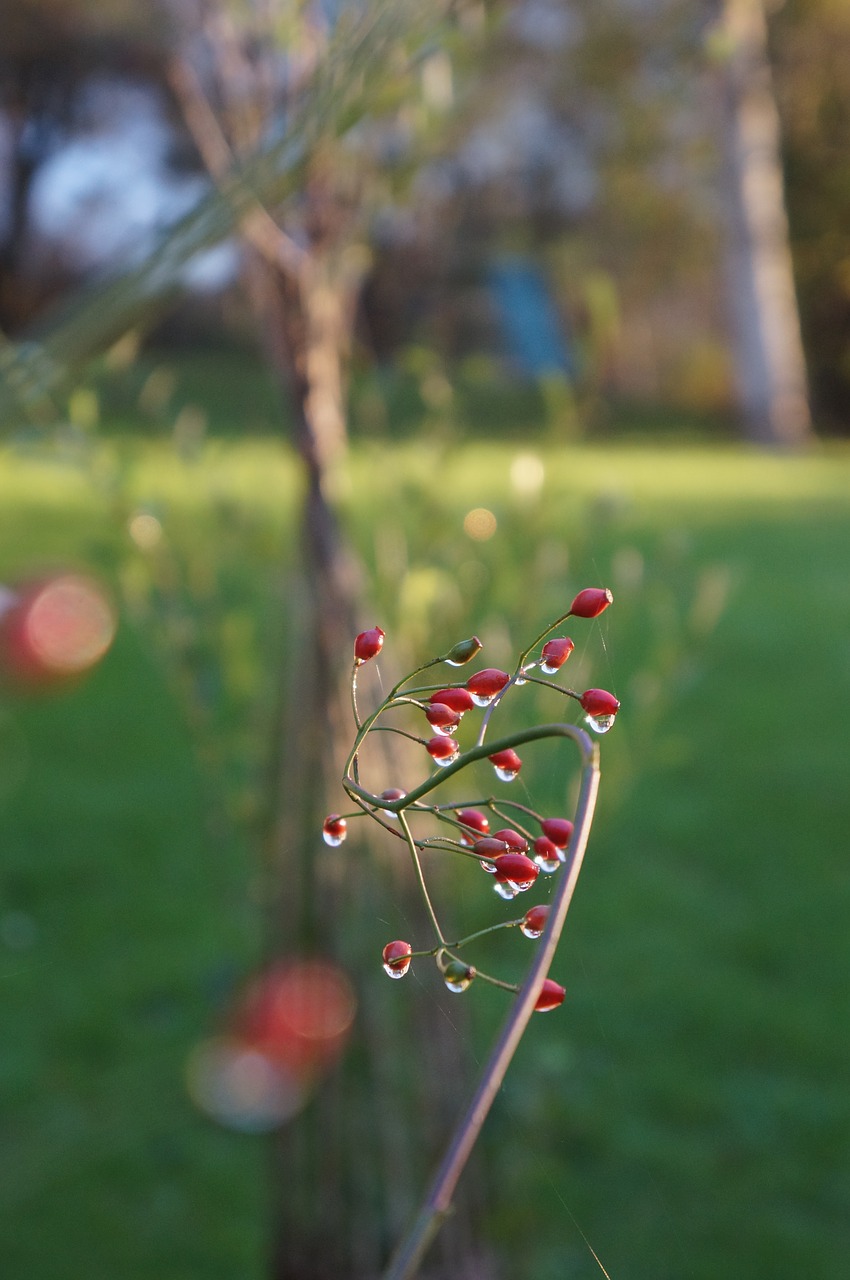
xmin=534 ymin=978 xmax=566 ymax=1012
xmin=426 ymin=735 xmax=460 ymax=766
xmin=493 ymin=852 xmax=539 ymax=887
xmin=379 ymin=788 xmax=406 ymax=818
xmin=539 ymin=636 xmax=574 ymax=673
xmin=456 ymin=808 xmax=490 ymax=844
xmin=466 ymin=667 xmax=510 ymax=705
xmin=425 ymin=702 xmax=462 ymax=733
xmin=568 ymin=587 xmax=613 ymax=618
xmin=488 ymin=748 xmax=522 ymax=781
xmin=580 ymin=688 xmax=620 ymax=717
xmin=382 ymin=940 xmax=412 ymax=979
xmin=532 ymin=836 xmax=562 ymax=871
xmin=429 ymin=687 xmax=475 ymax=713
xmin=540 ymin=818 xmax=574 ymax=849
xmin=354 ymin=626 xmax=385 ymax=663
xmin=322 ymin=814 xmax=347 ymax=846
xmin=473 ymin=836 xmax=510 ymax=856
xmin=521 ymin=904 xmax=551 ymax=938
xmin=474 ymin=835 xmax=509 ymax=873
xmin=380 ymin=788 xmax=406 ymax=804
xmin=491 ymin=828 xmax=529 ymax=853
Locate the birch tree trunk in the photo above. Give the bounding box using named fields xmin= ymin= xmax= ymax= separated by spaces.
xmin=711 ymin=0 xmax=812 ymax=446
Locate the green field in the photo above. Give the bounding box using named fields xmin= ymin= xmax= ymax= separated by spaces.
xmin=1 ymin=427 xmax=848 ymax=1278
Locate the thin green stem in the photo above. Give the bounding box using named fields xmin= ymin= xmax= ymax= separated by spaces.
xmin=351 ymin=660 xmax=363 ymax=731
xmin=344 ymin=722 xmax=594 ymax=813
xmin=407 ymin=917 xmax=521 ymax=961
xmin=398 ymin=809 xmax=445 ymax=947
xmin=517 ymin=609 xmax=575 ymax=668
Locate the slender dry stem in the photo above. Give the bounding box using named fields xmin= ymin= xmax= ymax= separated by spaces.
xmin=382 ymin=726 xmax=600 ymax=1279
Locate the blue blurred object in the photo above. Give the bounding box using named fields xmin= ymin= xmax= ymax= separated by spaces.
xmin=488 ymin=257 xmax=574 ymax=378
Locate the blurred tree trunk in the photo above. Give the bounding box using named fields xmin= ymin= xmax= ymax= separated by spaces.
xmin=169 ymin=11 xmax=491 ymax=1276
xmin=710 ymin=0 xmax=812 ymax=446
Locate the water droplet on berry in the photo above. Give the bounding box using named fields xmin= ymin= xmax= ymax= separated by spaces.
xmin=434 ymin=748 xmax=459 ymax=767
xmin=322 ymin=816 xmax=347 ymax=847
xmin=494 ymin=880 xmax=519 ymax=900
xmin=383 ymin=957 xmax=410 ymax=979
xmin=532 ymin=836 xmax=560 ymax=872
xmin=443 ymin=961 xmax=474 ymax=993
xmin=469 ymin=690 xmax=495 ymax=707
xmin=585 ymin=712 xmax=617 ymax=734
xmin=521 ymin=921 xmax=543 ymax=939
xmin=539 ymin=659 xmax=559 ymax=676
xmin=379 ymin=788 xmax=406 ymax=818
xmin=480 ymin=858 xmax=497 ymax=873
xmin=493 ymin=764 xmax=519 ymax=782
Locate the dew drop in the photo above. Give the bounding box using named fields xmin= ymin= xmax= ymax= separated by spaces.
xmin=533 ymin=854 xmax=561 ymax=874
xmin=469 ymin=691 xmax=495 ymax=707
xmin=539 ymin=660 xmax=559 ymax=676
xmin=383 ymin=958 xmax=411 ymax=979
xmin=520 ymin=921 xmax=544 ymax=940
xmin=322 ymin=817 xmax=347 ymax=847
xmin=585 ymin=712 xmax=617 ymax=734
xmin=494 ymin=880 xmax=519 ymax=900
xmin=431 ymin=722 xmax=456 ymax=737
xmin=480 ymin=859 xmax=498 ymax=874
xmin=444 ymin=972 xmax=473 ymax=993
xmin=433 ymin=749 xmax=459 ymax=768
xmin=493 ymin=765 xmax=519 ymax=783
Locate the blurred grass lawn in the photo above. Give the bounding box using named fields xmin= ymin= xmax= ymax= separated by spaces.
xmin=0 ymin=426 xmax=848 ymax=1279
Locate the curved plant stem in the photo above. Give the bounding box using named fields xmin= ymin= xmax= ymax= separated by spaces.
xmin=381 ymin=727 xmax=600 ymax=1280
xmin=398 ymin=808 xmax=445 ymax=947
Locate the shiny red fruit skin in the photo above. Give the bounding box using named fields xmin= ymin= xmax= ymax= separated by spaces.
xmin=580 ymin=688 xmax=620 ymax=717
xmin=523 ymin=904 xmax=551 ymax=934
xmin=540 ymin=636 xmax=574 ymax=669
xmin=382 ymin=940 xmax=412 ymax=969
xmin=354 ymin=626 xmax=385 ymax=663
xmin=472 ymin=836 xmax=510 ymax=858
xmin=568 ymin=588 xmax=613 ymax=618
xmin=429 ymin=687 xmax=475 ymax=713
xmin=534 ymin=978 xmax=566 ymax=1011
xmin=491 ymin=828 xmax=529 ymax=853
xmin=425 ymin=702 xmax=462 ymax=730
xmin=426 ymin=735 xmax=459 ymax=760
xmin=493 ymin=852 xmax=539 ymax=886
xmin=456 ymin=808 xmax=489 ymax=838
xmin=540 ymin=818 xmax=574 ymax=848
xmin=466 ymin=667 xmax=510 ymax=698
xmin=488 ymin=748 xmax=522 ymax=775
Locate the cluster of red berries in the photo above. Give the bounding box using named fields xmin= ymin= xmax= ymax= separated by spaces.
xmin=324 ymin=587 xmax=618 ymax=1014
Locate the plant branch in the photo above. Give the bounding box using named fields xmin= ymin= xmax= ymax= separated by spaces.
xmin=382 ymin=729 xmax=600 ymax=1279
